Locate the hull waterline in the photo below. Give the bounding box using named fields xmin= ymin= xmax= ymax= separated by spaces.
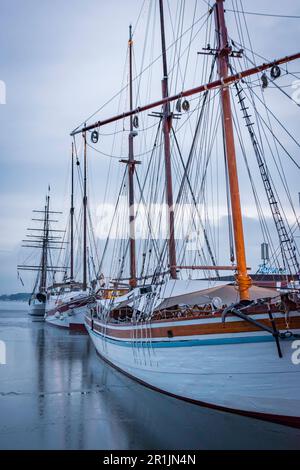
xmin=28 ymin=301 xmax=45 ymax=317
xmin=45 ymin=293 xmax=93 ymax=331
xmin=85 ymin=311 xmax=300 ymax=428
xmin=45 ymin=313 xmax=87 ymax=331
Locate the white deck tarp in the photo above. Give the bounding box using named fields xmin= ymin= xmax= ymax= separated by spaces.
xmin=97 ymin=279 xmax=279 ymax=313
xmin=152 ymin=280 xmax=279 ymax=311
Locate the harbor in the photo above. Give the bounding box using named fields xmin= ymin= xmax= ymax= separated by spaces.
xmin=1 ymin=302 xmax=300 ymax=450
xmin=1 ymin=0 xmax=300 ymax=453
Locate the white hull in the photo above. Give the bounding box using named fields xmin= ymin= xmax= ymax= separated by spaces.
xmin=45 ymin=291 xmax=92 ymax=330
xmin=28 ymin=301 xmax=45 ymax=317
xmin=86 ymin=320 xmax=300 ymax=425
xmin=45 ymin=305 xmax=87 ymax=330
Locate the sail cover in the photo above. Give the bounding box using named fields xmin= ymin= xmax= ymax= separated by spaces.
xmin=152 ymin=279 xmax=279 ymax=311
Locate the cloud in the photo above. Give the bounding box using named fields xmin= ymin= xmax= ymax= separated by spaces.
xmin=1 ymin=0 xmax=299 ymax=293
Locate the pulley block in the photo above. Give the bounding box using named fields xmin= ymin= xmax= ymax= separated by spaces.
xmin=91 ymin=130 xmax=99 ymax=143
xmin=182 ymin=99 xmax=190 ymax=112
xmin=261 ymin=73 xmax=268 ymax=89
xmin=270 ymin=65 xmax=281 ymax=79
xmin=176 ymin=98 xmax=182 ymax=113
xmin=133 ymin=115 xmax=139 ymax=128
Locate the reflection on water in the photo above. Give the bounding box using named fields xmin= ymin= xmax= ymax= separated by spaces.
xmin=0 ymin=303 xmax=300 ymax=450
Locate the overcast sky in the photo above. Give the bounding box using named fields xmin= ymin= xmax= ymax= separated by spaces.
xmin=0 ymin=0 xmax=300 ymax=294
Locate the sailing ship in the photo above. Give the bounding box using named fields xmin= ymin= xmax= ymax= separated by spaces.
xmin=72 ymin=0 xmax=300 ymax=426
xmin=18 ymin=189 xmax=65 ymax=316
xmin=44 ymin=142 xmax=98 ymax=330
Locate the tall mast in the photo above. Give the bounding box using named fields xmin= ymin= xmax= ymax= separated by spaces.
xmin=83 ymin=131 xmax=87 ymax=290
xmin=18 ymin=198 xmax=65 ymax=281
xmin=214 ymin=0 xmax=251 ymax=300
xmin=158 ymin=0 xmax=177 ymax=279
xmin=70 ymin=142 xmax=75 ymax=281
xmin=128 ymin=24 xmax=137 ymax=288
xmin=40 ymin=191 xmax=50 ymax=292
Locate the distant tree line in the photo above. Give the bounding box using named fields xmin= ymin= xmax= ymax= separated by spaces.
xmin=0 ymin=293 xmax=31 ymax=301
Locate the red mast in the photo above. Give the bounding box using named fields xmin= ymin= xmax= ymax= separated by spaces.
xmin=40 ymin=192 xmax=50 ymax=292
xmin=70 ymin=142 xmax=74 ymax=281
xmin=83 ymin=130 xmax=87 ymax=291
xmin=214 ymin=0 xmax=251 ymax=300
xmin=159 ymin=0 xmax=177 ymax=279
xmin=128 ymin=24 xmax=137 ymax=288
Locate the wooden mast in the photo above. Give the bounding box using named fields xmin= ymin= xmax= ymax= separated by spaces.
xmin=128 ymin=24 xmax=137 ymax=288
xmin=18 ymin=199 xmax=65 ymax=283
xmin=83 ymin=131 xmax=87 ymax=290
xmin=40 ymin=191 xmax=50 ymax=292
xmin=214 ymin=0 xmax=251 ymax=301
xmin=159 ymin=0 xmax=177 ymax=279
xmin=70 ymin=142 xmax=75 ymax=281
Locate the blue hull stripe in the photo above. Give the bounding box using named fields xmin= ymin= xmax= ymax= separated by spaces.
xmin=88 ymin=327 xmax=286 ymax=348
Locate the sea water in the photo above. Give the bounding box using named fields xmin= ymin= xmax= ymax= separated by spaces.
xmin=0 ymin=301 xmax=300 ymax=450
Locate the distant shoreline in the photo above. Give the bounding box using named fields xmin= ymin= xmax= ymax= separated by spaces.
xmin=0 ymin=293 xmax=30 ymax=302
